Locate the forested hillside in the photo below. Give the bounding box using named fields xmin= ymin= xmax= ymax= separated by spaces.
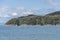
xmin=6 ymin=11 xmax=60 ymax=26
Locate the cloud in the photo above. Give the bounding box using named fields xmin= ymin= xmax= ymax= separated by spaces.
xmin=12 ymin=13 xmax=18 ymax=16
xmin=0 ymin=6 xmax=34 ymax=23
xmin=0 ymin=6 xmax=9 ymax=12
xmin=0 ymin=14 xmax=10 ymax=18
xmin=0 ymin=6 xmax=56 ymax=23
xmin=16 ymin=7 xmax=24 ymax=10
xmin=0 ymin=6 xmax=35 ymax=18
xmin=4 ymin=15 xmax=10 ymax=17
xmin=48 ymin=0 xmax=58 ymax=6
xmin=23 ymin=10 xmax=33 ymax=15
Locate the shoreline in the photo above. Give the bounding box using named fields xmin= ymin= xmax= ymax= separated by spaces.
xmin=5 ymin=24 xmax=60 ymax=26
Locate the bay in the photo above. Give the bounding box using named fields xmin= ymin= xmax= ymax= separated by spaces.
xmin=0 ymin=25 xmax=60 ymax=40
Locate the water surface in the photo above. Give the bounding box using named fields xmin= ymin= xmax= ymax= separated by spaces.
xmin=0 ymin=25 xmax=60 ymax=40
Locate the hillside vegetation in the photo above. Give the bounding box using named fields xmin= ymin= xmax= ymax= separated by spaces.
xmin=5 ymin=11 xmax=60 ymax=26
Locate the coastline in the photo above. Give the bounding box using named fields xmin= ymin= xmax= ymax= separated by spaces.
xmin=5 ymin=24 xmax=60 ymax=26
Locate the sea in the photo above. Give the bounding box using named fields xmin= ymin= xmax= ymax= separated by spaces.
xmin=0 ymin=25 xmax=60 ymax=40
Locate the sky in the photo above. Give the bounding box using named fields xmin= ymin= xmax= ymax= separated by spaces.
xmin=0 ymin=0 xmax=60 ymax=24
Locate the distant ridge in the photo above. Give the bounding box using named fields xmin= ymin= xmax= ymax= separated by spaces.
xmin=5 ymin=11 xmax=60 ymax=26
xmin=47 ymin=11 xmax=60 ymax=15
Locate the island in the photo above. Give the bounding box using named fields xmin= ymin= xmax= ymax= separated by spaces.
xmin=5 ymin=11 xmax=60 ymax=26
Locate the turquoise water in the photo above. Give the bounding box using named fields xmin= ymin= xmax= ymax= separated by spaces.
xmin=0 ymin=25 xmax=60 ymax=40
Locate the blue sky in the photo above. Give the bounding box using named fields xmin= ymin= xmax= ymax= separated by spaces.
xmin=0 ymin=0 xmax=60 ymax=9
xmin=0 ymin=0 xmax=60 ymax=24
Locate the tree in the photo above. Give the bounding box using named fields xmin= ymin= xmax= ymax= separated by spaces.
xmin=16 ymin=19 xmax=20 ymax=26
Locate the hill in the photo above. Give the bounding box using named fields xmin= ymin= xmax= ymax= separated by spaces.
xmin=47 ymin=11 xmax=60 ymax=16
xmin=5 ymin=11 xmax=60 ymax=26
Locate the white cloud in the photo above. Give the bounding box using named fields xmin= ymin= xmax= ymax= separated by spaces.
xmin=0 ymin=15 xmax=2 ymax=18
xmin=0 ymin=6 xmax=57 ymax=23
xmin=26 ymin=11 xmax=33 ymax=14
xmin=0 ymin=6 xmax=34 ymax=23
xmin=0 ymin=14 xmax=10 ymax=18
xmin=16 ymin=7 xmax=24 ymax=10
xmin=0 ymin=15 xmax=9 ymax=18
xmin=0 ymin=6 xmax=9 ymax=12
xmin=23 ymin=11 xmax=34 ymax=15
xmin=12 ymin=13 xmax=18 ymax=16
xmin=48 ymin=0 xmax=58 ymax=6
xmin=0 ymin=6 xmax=34 ymax=17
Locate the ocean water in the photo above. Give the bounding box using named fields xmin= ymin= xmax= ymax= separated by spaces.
xmin=0 ymin=25 xmax=60 ymax=40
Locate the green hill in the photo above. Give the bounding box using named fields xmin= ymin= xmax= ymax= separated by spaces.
xmin=5 ymin=11 xmax=60 ymax=26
